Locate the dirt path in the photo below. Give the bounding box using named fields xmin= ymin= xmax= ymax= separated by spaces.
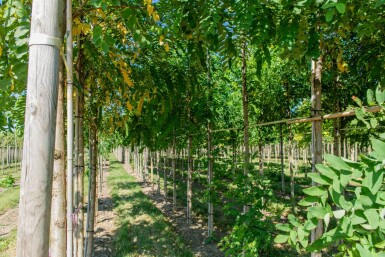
xmin=0 ymin=207 xmax=18 ymax=257
xmin=124 ymin=164 xmax=224 ymax=257
xmin=93 ymin=168 xmax=117 ymax=257
xmin=0 ymin=207 xmax=18 ymax=238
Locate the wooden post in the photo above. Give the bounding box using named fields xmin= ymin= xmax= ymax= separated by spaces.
xmin=311 ymin=56 xmax=323 ymax=257
xmin=157 ymin=151 xmax=161 ymax=195
xmin=16 ymin=0 xmax=64 ymax=255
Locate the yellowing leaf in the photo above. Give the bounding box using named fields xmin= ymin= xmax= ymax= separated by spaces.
xmin=11 ymin=84 xmax=14 ymax=91
xmin=164 ymin=43 xmax=170 ymax=52
xmin=126 ymin=101 xmax=133 ymax=111
xmin=152 ymin=12 xmax=160 ymax=22
xmin=147 ymin=4 xmax=154 ymax=16
xmin=337 ymin=57 xmax=348 ymax=73
xmin=143 ymin=0 xmax=151 ymax=5
xmin=0 ymin=46 xmax=3 ymax=56
xmin=138 ymin=96 xmax=144 ymax=115
xmin=159 ymin=35 xmax=164 ymax=46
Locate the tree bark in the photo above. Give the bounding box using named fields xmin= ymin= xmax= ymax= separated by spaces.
xmin=311 ymin=56 xmax=323 ymax=257
xmin=187 ymin=135 xmax=193 ymax=224
xmin=172 ymin=136 xmax=177 ymax=211
xmin=84 ymin=113 xmax=97 ymax=257
xmin=16 ymin=0 xmax=64 ymax=255
xmin=50 ymin=55 xmax=66 ymax=257
xmin=208 ymin=122 xmax=214 ymax=237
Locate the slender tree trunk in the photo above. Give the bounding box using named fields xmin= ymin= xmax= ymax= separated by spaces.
xmin=16 ymin=0 xmax=64 ymax=255
xmin=151 ymin=152 xmax=154 ymax=191
xmin=187 ymin=135 xmax=193 ymax=224
xmin=241 ymin=41 xmax=250 ymax=214
xmin=157 ymin=151 xmax=161 ymax=195
xmin=311 ymin=56 xmax=323 ymax=257
xmin=258 ymin=141 xmax=263 ymax=175
xmin=208 ymin=122 xmax=214 ymax=237
xmin=75 ymin=91 xmax=85 ymax=257
xmin=50 ymin=56 xmax=66 ymax=257
xmin=163 ymin=150 xmax=167 ymax=198
xmin=172 ymin=137 xmax=177 ymax=211
xmin=84 ymin=115 xmax=97 ymax=257
xmin=280 ymin=125 xmax=285 ymax=193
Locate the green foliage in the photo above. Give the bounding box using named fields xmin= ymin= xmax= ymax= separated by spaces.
xmin=220 ymin=208 xmax=276 ymax=257
xmin=275 ymin=90 xmax=385 ymax=256
xmin=0 ymin=175 xmax=15 ymax=188
xmin=220 ymin=174 xmax=276 ymax=256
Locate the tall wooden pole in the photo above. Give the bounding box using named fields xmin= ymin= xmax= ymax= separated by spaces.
xmin=311 ymin=56 xmax=323 ymax=257
xmin=66 ymin=0 xmax=74 ymax=254
xmin=16 ymin=0 xmax=64 ymax=256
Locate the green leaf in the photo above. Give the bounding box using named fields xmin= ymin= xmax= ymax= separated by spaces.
xmin=276 ymin=223 xmax=291 ymax=232
xmin=375 ymin=240 xmax=385 ymax=249
xmin=376 ymin=0 xmax=385 ymax=8
xmin=288 ymin=214 xmax=300 ymax=227
xmin=356 ymin=243 xmax=373 ymax=257
xmin=316 ymin=164 xmax=337 ymax=180
xmin=101 ymin=40 xmax=109 ymax=54
xmin=308 ymin=206 xmax=328 ymax=219
xmin=274 ymin=235 xmax=289 ymax=244
xmin=304 ymin=218 xmax=318 ymax=230
xmin=325 ymin=154 xmax=351 ymax=171
xmin=325 ymin=8 xmax=334 ymax=22
xmin=303 ymin=186 xmax=326 ymax=197
xmin=376 ymin=86 xmax=385 ymax=104
xmin=335 ymin=3 xmax=346 ymax=14
xmin=308 ymin=173 xmax=332 ymax=185
xmin=364 ymin=209 xmax=380 ymax=229
xmin=367 ymin=89 xmax=376 ymax=106
xmin=333 ymin=209 xmax=346 ymax=219
xmin=371 ymin=139 xmax=385 ymax=159
xmin=92 ymin=26 xmax=103 ymax=46
xmin=299 ymin=196 xmax=319 ymax=206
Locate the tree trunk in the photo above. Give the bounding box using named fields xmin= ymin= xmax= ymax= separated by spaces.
xmin=187 ymin=135 xmax=193 ymax=224
xmin=75 ymin=91 xmax=85 ymax=257
xmin=311 ymin=56 xmax=323 ymax=257
xmin=280 ymin=125 xmax=285 ymax=193
xmin=84 ymin=116 xmax=97 ymax=257
xmin=157 ymin=151 xmax=161 ymax=195
xmin=208 ymin=122 xmax=214 ymax=237
xmin=163 ymin=150 xmax=167 ymax=198
xmin=172 ymin=136 xmax=177 ymax=211
xmin=16 ymin=0 xmax=64 ymax=255
xmin=50 ymin=55 xmax=66 ymax=257
xmin=241 ymin=41 xmax=250 ymax=214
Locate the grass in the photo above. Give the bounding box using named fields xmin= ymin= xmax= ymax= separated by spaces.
xmin=0 ymin=186 xmax=20 ymax=215
xmin=0 ymin=229 xmax=16 ymax=256
xmin=108 ymin=156 xmax=194 ymax=257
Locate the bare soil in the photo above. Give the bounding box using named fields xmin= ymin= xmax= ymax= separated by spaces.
xmin=124 ymin=163 xmax=224 ymax=257
xmin=93 ymin=167 xmax=116 ymax=257
xmin=0 ymin=207 xmax=18 ymax=256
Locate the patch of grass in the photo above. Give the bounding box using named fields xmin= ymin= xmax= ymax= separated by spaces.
xmin=0 ymin=186 xmax=20 ymax=215
xmin=108 ymin=156 xmax=193 ymax=257
xmin=0 ymin=229 xmax=16 ymax=256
